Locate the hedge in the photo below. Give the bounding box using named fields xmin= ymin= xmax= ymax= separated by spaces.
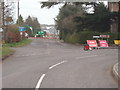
xmin=64 ymin=31 xmax=119 ymax=44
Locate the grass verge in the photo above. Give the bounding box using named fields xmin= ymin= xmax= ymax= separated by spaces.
xmin=4 ymin=39 xmax=32 ymax=47
xmin=2 ymin=39 xmax=32 ymax=60
xmin=1 ymin=46 xmax=13 ymax=59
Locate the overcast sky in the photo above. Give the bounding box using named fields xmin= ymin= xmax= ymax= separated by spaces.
xmin=14 ymin=0 xmax=63 ymax=25
xmin=13 ymin=0 xmax=107 ymax=25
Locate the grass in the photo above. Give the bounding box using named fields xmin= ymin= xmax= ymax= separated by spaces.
xmin=1 ymin=46 xmax=13 ymax=59
xmin=4 ymin=39 xmax=32 ymax=47
xmin=2 ymin=39 xmax=32 ymax=59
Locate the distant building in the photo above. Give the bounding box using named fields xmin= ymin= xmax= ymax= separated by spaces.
xmin=108 ymin=2 xmax=119 ymax=32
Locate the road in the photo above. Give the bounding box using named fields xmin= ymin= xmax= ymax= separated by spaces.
xmin=2 ymin=39 xmax=118 ymax=88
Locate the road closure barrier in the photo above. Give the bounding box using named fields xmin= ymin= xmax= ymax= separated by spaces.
xmin=87 ymin=40 xmax=98 ymax=47
xmin=99 ymin=40 xmax=108 ymax=47
xmin=114 ymin=40 xmax=120 ymax=45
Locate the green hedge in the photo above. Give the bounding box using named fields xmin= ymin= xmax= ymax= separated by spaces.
xmin=79 ymin=31 xmax=101 ymax=44
xmin=65 ymin=33 xmax=80 ymax=44
xmin=64 ymin=31 xmax=119 ymax=44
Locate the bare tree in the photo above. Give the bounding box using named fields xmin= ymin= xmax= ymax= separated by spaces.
xmin=2 ymin=0 xmax=14 ymax=42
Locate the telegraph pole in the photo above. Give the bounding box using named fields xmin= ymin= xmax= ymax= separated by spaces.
xmin=118 ymin=2 xmax=120 ymax=32
xmin=2 ymin=0 xmax=5 ymax=41
xmin=18 ymin=0 xmax=19 ymax=25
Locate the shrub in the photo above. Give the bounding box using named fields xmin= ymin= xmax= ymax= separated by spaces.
xmin=79 ymin=31 xmax=101 ymax=44
xmin=7 ymin=24 xmax=19 ymax=34
xmin=64 ymin=31 xmax=119 ymax=44
xmin=65 ymin=33 xmax=80 ymax=44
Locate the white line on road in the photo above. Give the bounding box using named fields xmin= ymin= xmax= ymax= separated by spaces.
xmin=76 ymin=55 xmax=98 ymax=59
xmin=113 ymin=63 xmax=118 ymax=76
xmin=35 ymin=61 xmax=67 ymax=89
xmin=49 ymin=60 xmax=67 ymax=70
xmin=35 ymin=74 xmax=46 ymax=89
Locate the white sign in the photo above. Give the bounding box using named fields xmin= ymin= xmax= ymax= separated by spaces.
xmin=93 ymin=36 xmax=100 ymax=38
xmin=20 ymin=32 xmax=23 ymax=35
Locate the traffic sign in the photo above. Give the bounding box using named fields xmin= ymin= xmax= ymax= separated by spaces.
xmin=19 ymin=27 xmax=25 ymax=31
xmin=100 ymin=35 xmax=110 ymax=38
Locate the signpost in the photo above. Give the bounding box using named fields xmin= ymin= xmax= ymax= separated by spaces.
xmin=19 ymin=27 xmax=25 ymax=40
xmin=19 ymin=27 xmax=24 ymax=32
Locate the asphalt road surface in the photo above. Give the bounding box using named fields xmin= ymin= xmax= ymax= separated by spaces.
xmin=2 ymin=39 xmax=118 ymax=88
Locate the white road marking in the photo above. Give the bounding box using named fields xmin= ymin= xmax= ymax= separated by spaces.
xmin=14 ymin=53 xmax=48 ymax=57
xmin=35 ymin=74 xmax=46 ymax=89
xmin=49 ymin=60 xmax=67 ymax=70
xmin=35 ymin=55 xmax=97 ymax=89
xmin=76 ymin=55 xmax=98 ymax=59
xmin=113 ymin=63 xmax=118 ymax=76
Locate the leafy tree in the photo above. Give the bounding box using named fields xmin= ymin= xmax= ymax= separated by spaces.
xmin=2 ymin=0 xmax=14 ymax=42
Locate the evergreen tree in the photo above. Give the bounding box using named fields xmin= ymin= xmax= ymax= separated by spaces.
xmin=16 ymin=14 xmax=24 ymax=26
xmin=25 ymin=16 xmax=41 ymax=36
xmin=74 ymin=2 xmax=111 ymax=32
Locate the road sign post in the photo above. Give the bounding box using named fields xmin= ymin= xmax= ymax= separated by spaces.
xmin=19 ymin=27 xmax=25 ymax=40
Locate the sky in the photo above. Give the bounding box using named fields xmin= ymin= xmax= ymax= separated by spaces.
xmin=14 ymin=0 xmax=63 ymax=25
xmin=12 ymin=0 xmax=108 ymax=25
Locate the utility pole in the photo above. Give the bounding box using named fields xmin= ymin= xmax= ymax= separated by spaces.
xmin=2 ymin=0 xmax=5 ymax=41
xmin=118 ymin=2 xmax=120 ymax=32
xmin=18 ymin=0 xmax=19 ymax=26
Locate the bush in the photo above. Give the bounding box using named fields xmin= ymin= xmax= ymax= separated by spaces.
xmin=7 ymin=24 xmax=19 ymax=34
xmin=64 ymin=31 xmax=119 ymax=44
xmin=79 ymin=31 xmax=101 ymax=44
xmin=65 ymin=33 xmax=80 ymax=44
xmin=78 ymin=31 xmax=119 ymax=44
